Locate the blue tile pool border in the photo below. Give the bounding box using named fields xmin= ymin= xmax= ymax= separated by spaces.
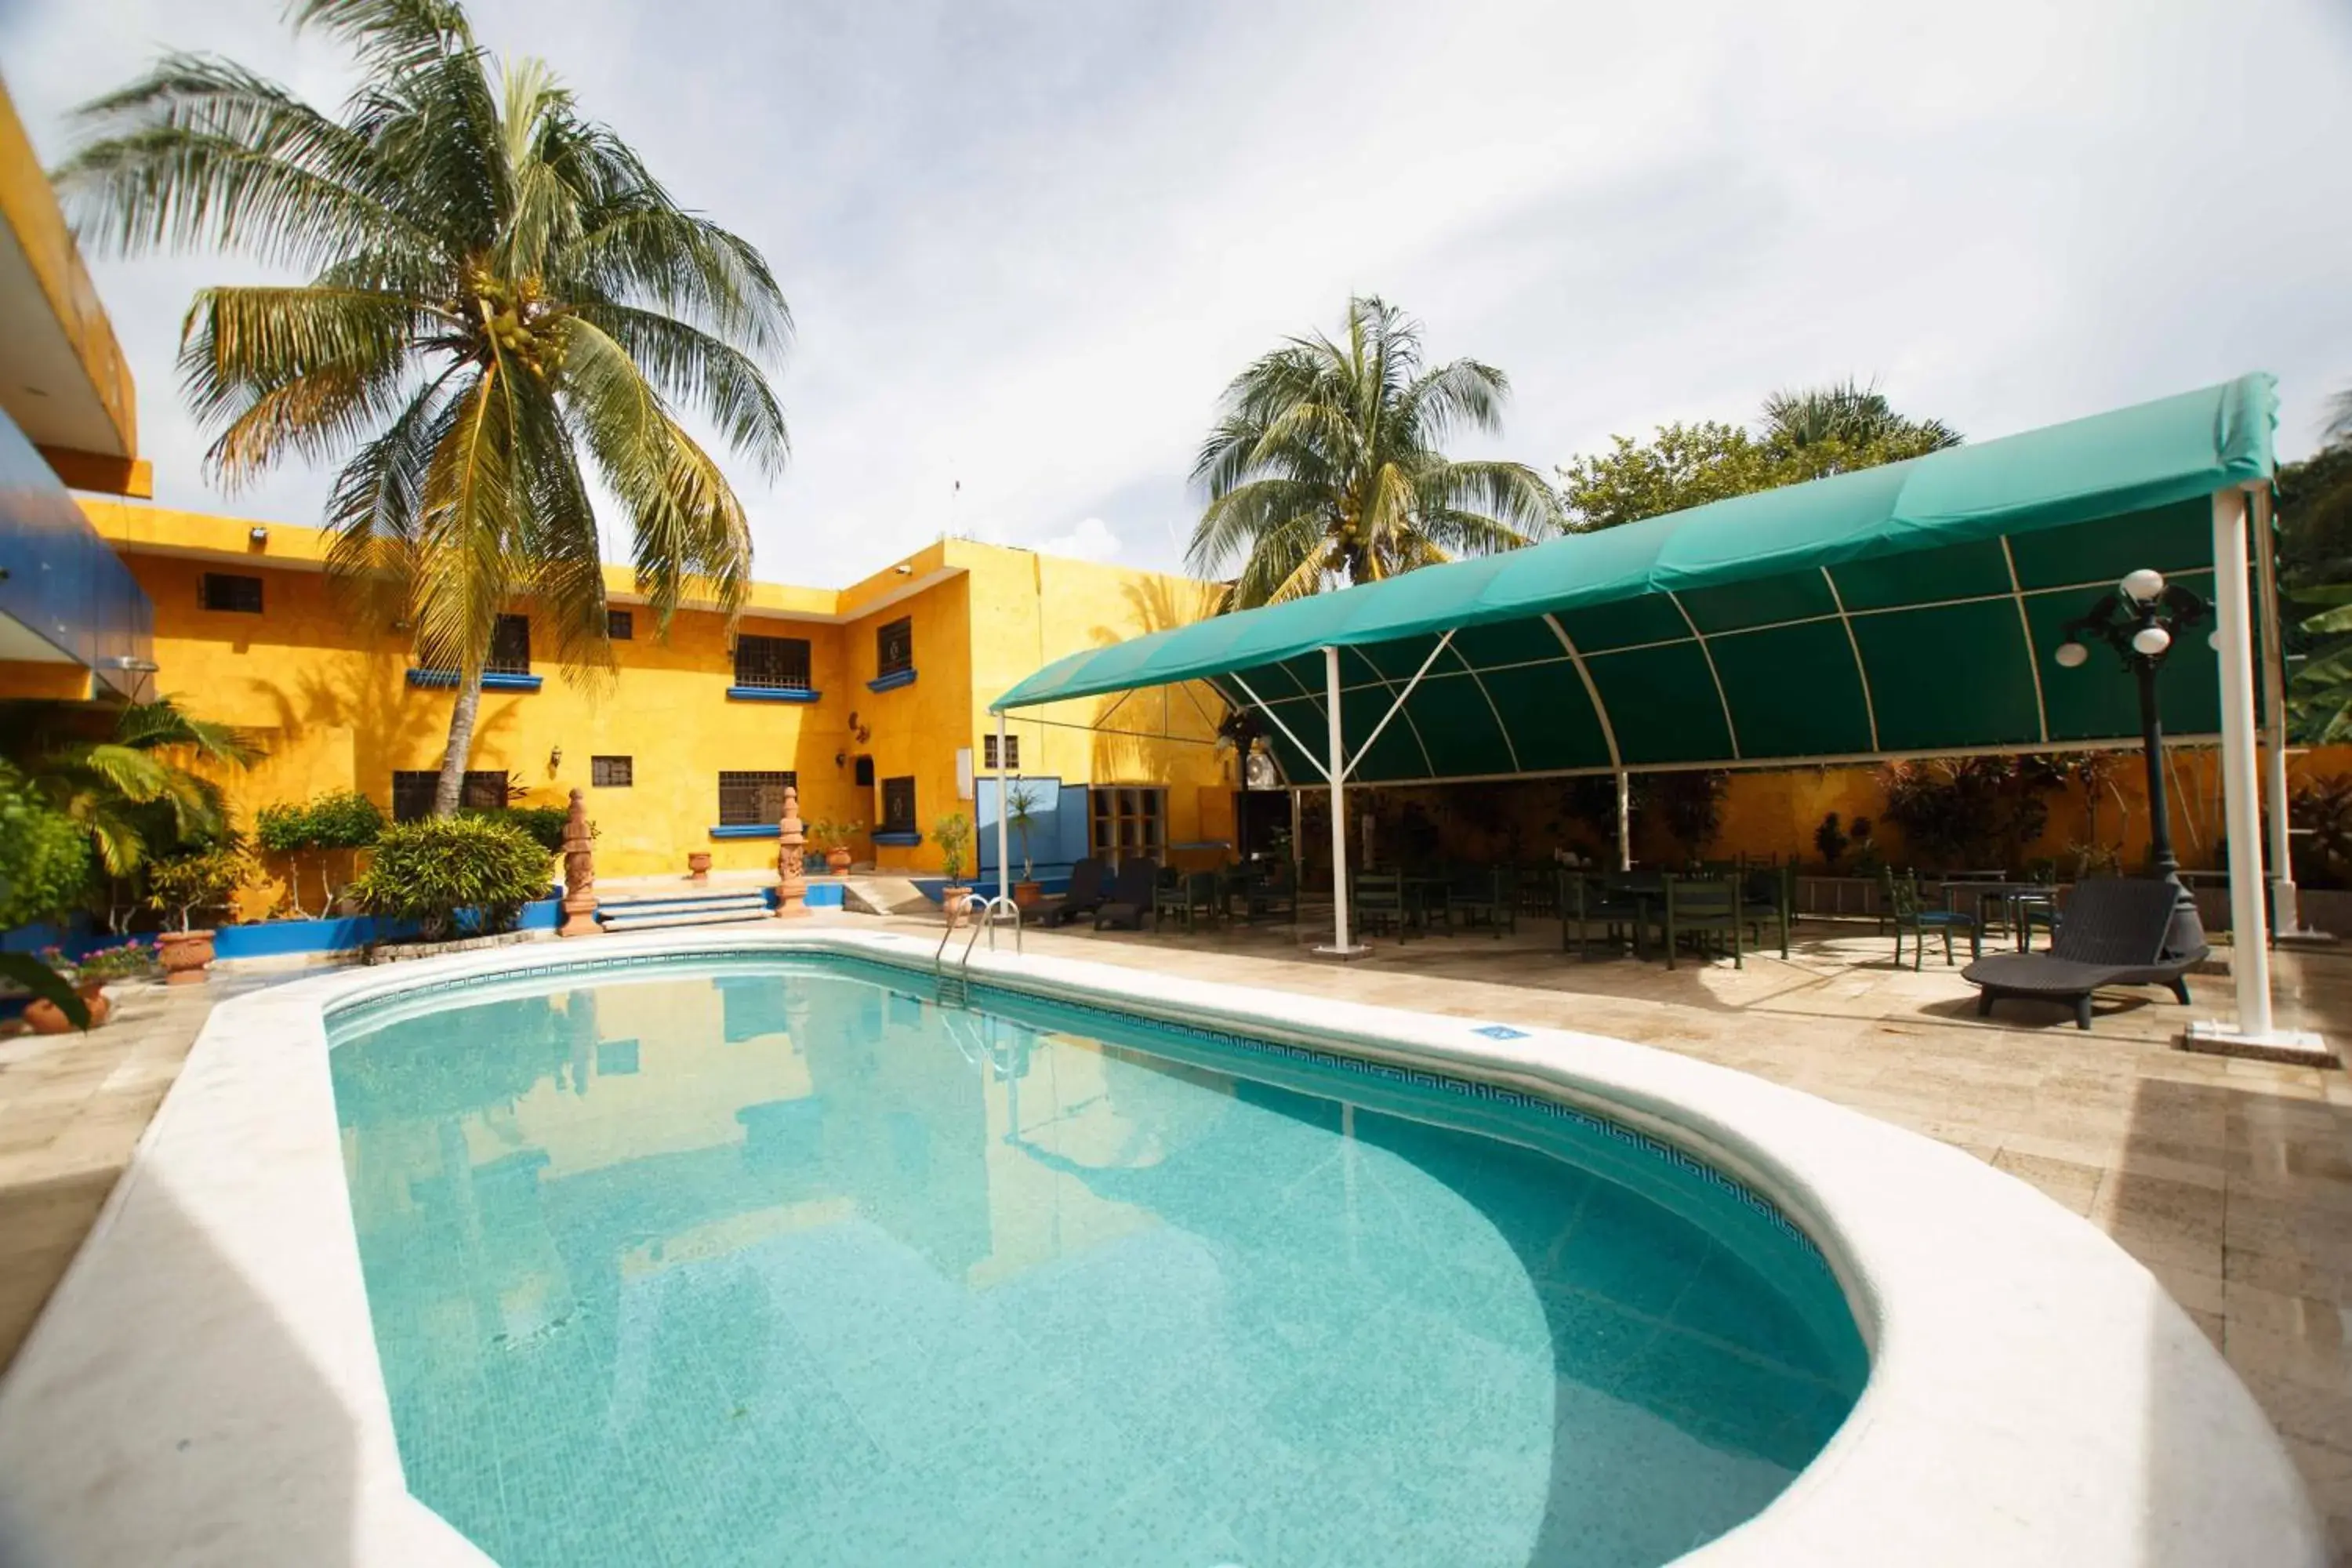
xmin=322 ymin=945 xmax=1827 ymax=1269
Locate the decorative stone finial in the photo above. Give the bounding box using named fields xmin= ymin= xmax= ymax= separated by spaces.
xmin=775 ymin=786 xmax=808 ymax=918
xmin=559 ymin=788 xmax=601 ymax=937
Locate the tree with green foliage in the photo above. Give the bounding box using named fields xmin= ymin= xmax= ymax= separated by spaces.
xmin=1557 ymin=379 xmax=1961 ymax=532
xmin=1187 ymin=296 xmax=1559 ymax=608
xmin=1 ymin=698 xmax=259 ymax=887
xmin=0 ymin=761 xmax=94 ymax=930
xmin=2279 ymin=390 xmax=2352 ymax=742
xmin=58 ymin=0 xmax=790 ymax=818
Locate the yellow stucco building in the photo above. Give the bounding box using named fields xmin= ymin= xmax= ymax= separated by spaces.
xmin=72 ymin=496 xmax=1237 ymax=895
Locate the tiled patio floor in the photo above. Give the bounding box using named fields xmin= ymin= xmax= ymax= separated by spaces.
xmin=2 ymin=915 xmax=2346 ymax=1556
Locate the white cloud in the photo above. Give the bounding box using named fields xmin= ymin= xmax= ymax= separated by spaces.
xmin=1036 ymin=516 xmax=1121 ymax=564
xmin=7 ymin=0 xmax=2350 ymax=588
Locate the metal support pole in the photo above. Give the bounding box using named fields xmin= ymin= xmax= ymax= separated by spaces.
xmin=2253 ymin=485 xmax=2313 ymax=937
xmin=1615 ymin=770 xmax=1632 ymax=871
xmin=994 ymin=710 xmax=1010 ymax=906
xmin=2185 ymin=488 xmax=2323 ymax=1058
xmin=1315 ymin=645 xmax=1366 ymax=956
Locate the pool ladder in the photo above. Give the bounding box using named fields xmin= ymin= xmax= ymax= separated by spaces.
xmin=935 ymin=894 xmax=1020 ymax=1008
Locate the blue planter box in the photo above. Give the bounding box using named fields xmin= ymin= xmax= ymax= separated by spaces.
xmin=709 ymin=824 xmax=780 ymax=839
xmin=406 ymin=668 xmax=543 ymax=692
xmin=872 ymin=830 xmax=922 ymax=848
xmin=210 ymin=895 xmax=561 ymax=959
xmin=866 ymin=668 xmax=916 ymax=693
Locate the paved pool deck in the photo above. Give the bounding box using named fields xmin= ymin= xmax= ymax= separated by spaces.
xmin=2 ymin=913 xmax=2346 ymax=1559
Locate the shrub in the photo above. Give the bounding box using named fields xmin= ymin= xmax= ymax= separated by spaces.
xmin=933 ymin=812 xmax=974 ymax=882
xmin=71 ymin=940 xmax=155 ymax=982
xmin=256 ymin=791 xmax=385 ymax=916
xmin=465 ymin=804 xmax=567 ymax=854
xmin=145 ymin=843 xmax=256 ymax=931
xmin=308 ymin=790 xmax=387 ymax=850
xmin=0 ymin=763 xmax=93 ymax=929
xmin=353 ymin=817 xmax=554 ymax=941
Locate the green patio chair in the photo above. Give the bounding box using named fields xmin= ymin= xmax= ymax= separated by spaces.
xmin=1883 ymin=872 xmax=1980 ymax=969
xmin=1450 ymin=866 xmax=1516 ymax=937
xmin=1159 ymin=869 xmax=1225 ymax=934
xmin=1352 ymin=871 xmax=1404 ymax=938
xmin=1740 ymin=866 xmax=1791 ymax=960
xmin=1560 ymin=870 xmax=1638 ymax=960
xmin=1663 ymin=873 xmax=1742 ymax=970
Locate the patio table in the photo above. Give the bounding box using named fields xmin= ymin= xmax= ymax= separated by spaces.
xmin=1943 ymin=880 xmax=2058 ymax=950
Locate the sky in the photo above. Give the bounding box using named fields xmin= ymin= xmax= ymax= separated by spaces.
xmin=3 ymin=0 xmax=2350 ymax=587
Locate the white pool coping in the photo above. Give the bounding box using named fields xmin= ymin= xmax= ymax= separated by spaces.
xmin=0 ymin=926 xmax=2324 ymax=1566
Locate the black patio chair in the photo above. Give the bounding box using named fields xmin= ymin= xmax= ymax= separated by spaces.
xmin=1240 ymin=860 xmax=1298 ymax=924
xmin=1091 ymin=857 xmax=1162 ymax=931
xmin=1450 ymin=866 xmax=1516 ymax=938
xmin=1663 ymin=873 xmax=1742 ymax=970
xmin=1160 ymin=869 xmax=1225 ymax=934
xmin=1560 ymin=870 xmax=1638 ymax=960
xmin=1033 ymin=857 xmax=1108 ymax=927
xmin=1741 ymin=866 xmax=1791 ymax=960
xmin=1962 ymin=877 xmax=2206 ymax=1030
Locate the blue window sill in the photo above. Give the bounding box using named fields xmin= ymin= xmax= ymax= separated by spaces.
xmin=726 ymin=685 xmax=821 ymax=703
xmin=710 ymin=824 xmax=781 ymax=839
xmin=871 ymin=830 xmax=922 ymax=848
xmin=406 ymin=668 xmax=543 ymax=692
xmin=866 ymin=668 xmax=916 ymax=693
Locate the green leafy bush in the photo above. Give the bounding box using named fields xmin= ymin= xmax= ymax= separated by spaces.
xmin=256 ymin=791 xmax=386 ymax=916
xmin=0 ymin=763 xmax=94 ymax=929
xmin=307 ymin=791 xmax=387 ymax=849
xmin=352 ymin=817 xmax=554 ymax=941
xmin=464 ymin=804 xmax=567 ymax=854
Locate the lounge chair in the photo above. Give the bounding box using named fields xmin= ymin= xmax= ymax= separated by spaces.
xmin=1033 ymin=857 xmax=1108 ymax=927
xmin=1962 ymin=877 xmax=2206 ymax=1030
xmin=1091 ymin=857 xmax=1161 ymax=930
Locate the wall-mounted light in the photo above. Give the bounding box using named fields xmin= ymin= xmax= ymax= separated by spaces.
xmin=107 ymin=655 xmax=160 ymax=673
xmin=835 ymin=750 xmax=847 ymax=768
xmin=548 ymin=744 xmax=563 ymax=771
xmin=249 ymin=525 xmax=269 ymax=546
xmin=894 ymin=563 xmax=913 ymax=576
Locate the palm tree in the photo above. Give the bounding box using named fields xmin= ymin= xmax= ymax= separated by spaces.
xmin=1186 ymin=296 xmax=1559 ymax=608
xmin=57 ymin=0 xmax=789 ymax=815
xmin=1758 ymin=379 xmax=1960 ymax=459
xmin=1 ymin=697 xmax=260 ymax=877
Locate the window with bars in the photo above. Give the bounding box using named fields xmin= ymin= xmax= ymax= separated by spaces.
xmin=877 ymin=616 xmax=913 ymax=677
xmin=392 ymin=770 xmax=510 ymax=821
xmin=1090 ymin=786 xmax=1166 ymax=866
xmin=485 ymin=614 xmax=531 ymax=674
xmin=880 ymin=776 xmax=916 ymax=833
xmin=591 ymin=755 xmax=633 ymax=787
xmin=732 ymin=633 xmax=811 ymax=691
xmin=606 ymin=608 xmax=633 ymax=641
xmin=199 ymin=572 xmax=263 ymax=613
xmin=717 ymin=770 xmax=797 ymax=827
xmin=982 ymin=733 xmax=1020 ymax=771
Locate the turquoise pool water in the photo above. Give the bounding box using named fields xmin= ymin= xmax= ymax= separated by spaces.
xmin=328 ymin=956 xmax=1866 ymax=1567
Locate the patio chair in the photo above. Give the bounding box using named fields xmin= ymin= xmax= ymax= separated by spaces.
xmin=1560 ymin=871 xmax=1638 ymax=960
xmin=1962 ymin=877 xmax=2205 ymax=1030
xmin=1033 ymin=857 xmax=1108 ymax=927
xmin=1159 ymin=869 xmax=1225 ymax=934
xmin=1450 ymin=867 xmax=1516 ymax=937
xmin=1740 ymin=866 xmax=1791 ymax=960
xmin=1663 ymin=874 xmax=1743 ymax=970
xmin=1240 ymin=860 xmax=1298 ymax=924
xmin=1352 ymin=871 xmax=1405 ymax=938
xmin=1091 ymin=857 xmax=1162 ymax=931
xmin=1885 ymin=872 xmax=1980 ymax=970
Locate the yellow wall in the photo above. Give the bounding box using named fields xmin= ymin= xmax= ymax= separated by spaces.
xmin=77 ymin=503 xmax=1237 ymax=895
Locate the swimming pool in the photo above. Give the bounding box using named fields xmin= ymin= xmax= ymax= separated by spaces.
xmin=326 ymin=953 xmax=1865 ymax=1567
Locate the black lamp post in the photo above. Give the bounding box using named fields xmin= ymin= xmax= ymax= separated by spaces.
xmin=2053 ymin=568 xmax=2209 ymax=957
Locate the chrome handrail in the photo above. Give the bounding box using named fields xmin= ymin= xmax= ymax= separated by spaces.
xmin=935 ymin=893 xmax=1022 ymax=1000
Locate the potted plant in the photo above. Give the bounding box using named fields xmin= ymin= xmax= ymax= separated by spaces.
xmin=23 ymin=942 xmax=150 ymax=1033
xmin=1004 ymin=782 xmax=1044 ymax=908
xmin=934 ymin=811 xmax=975 ymax=924
xmin=145 ymin=842 xmax=254 ymax=985
xmin=688 ymin=850 xmax=713 ymax=881
xmin=808 ymin=818 xmax=858 ymax=875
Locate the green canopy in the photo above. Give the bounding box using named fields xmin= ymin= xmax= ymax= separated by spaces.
xmin=993 ymin=374 xmax=2278 ymax=786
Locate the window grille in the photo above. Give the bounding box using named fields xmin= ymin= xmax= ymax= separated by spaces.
xmin=877 ymin=616 xmax=913 ymax=676
xmin=485 ymin=614 xmax=532 ymax=675
xmin=733 ymin=633 xmax=811 ymax=690
xmin=199 ymin=573 xmax=263 ymax=613
xmin=606 ymin=608 xmax=633 ymax=641
xmin=392 ymin=770 xmax=509 ymax=820
xmin=718 ymin=770 xmax=797 ymax=827
xmin=591 ymin=755 xmax=633 ymax=787
xmin=880 ymin=776 xmax=916 ymax=833
xmin=982 ymin=734 xmax=1020 ymax=770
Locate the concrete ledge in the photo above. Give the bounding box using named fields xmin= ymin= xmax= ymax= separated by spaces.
xmin=0 ymin=927 xmax=2322 ymax=1567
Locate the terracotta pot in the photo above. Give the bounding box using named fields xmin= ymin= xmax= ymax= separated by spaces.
xmin=942 ymin=884 xmax=969 ymax=925
xmin=825 ymin=847 xmax=853 ymax=875
xmin=688 ymin=851 xmax=713 ymax=880
xmin=158 ymin=929 xmax=216 ymax=985
xmin=1013 ymin=880 xmax=1043 ymax=909
xmin=25 ymin=982 xmax=111 ymax=1035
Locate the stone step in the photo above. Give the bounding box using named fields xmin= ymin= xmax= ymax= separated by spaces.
xmin=597 ymin=906 xmax=777 ymax=933
xmin=842 ymin=877 xmax=933 ymax=916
